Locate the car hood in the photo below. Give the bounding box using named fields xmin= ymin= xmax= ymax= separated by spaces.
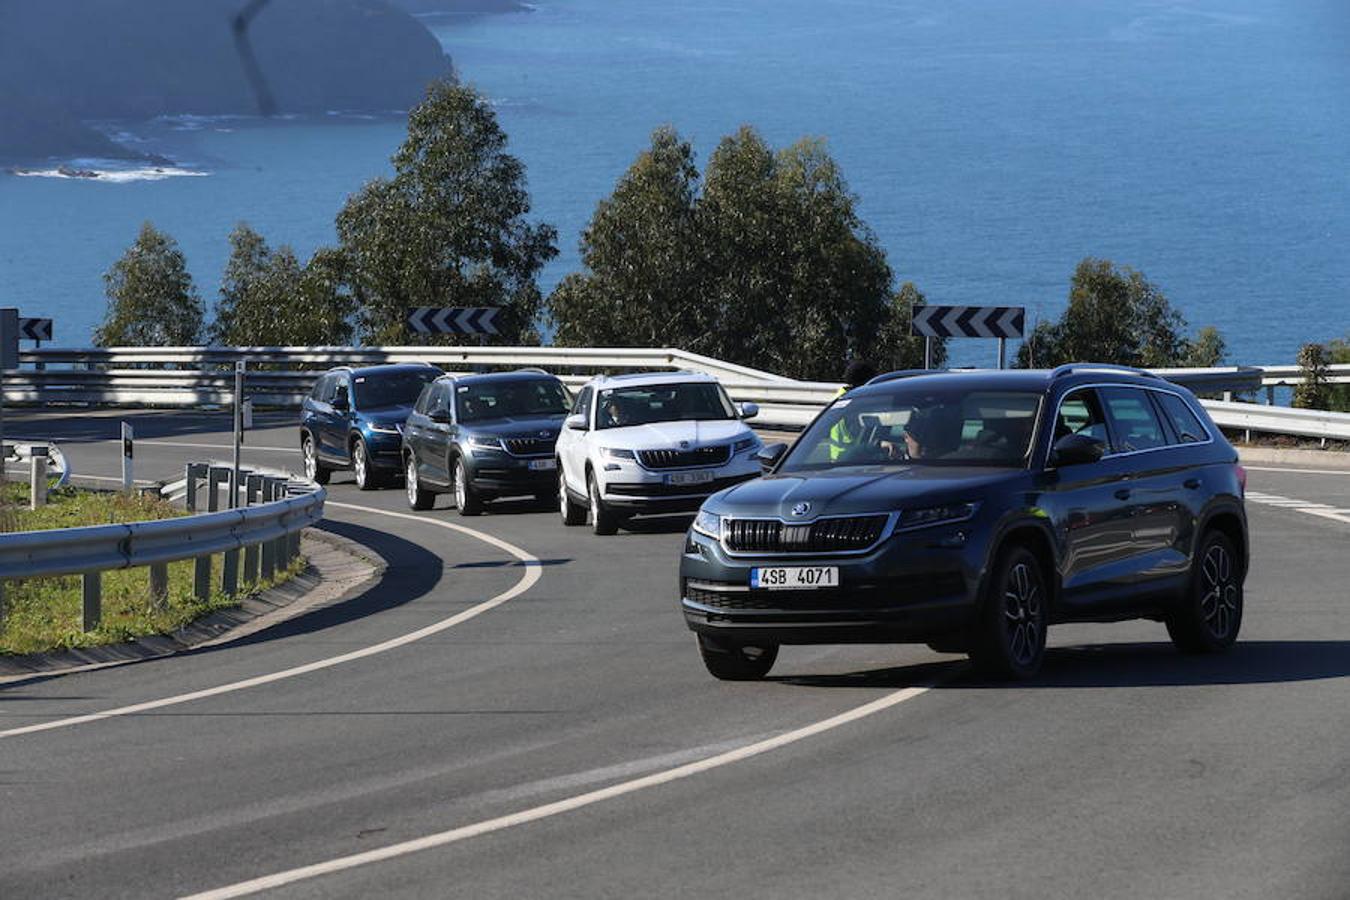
xmin=362 ymin=406 xmax=413 ymax=426
xmin=595 ymin=419 xmax=749 ymax=451
xmin=709 ymin=465 xmax=1022 ymax=519
xmin=464 ymin=414 xmax=565 ymax=438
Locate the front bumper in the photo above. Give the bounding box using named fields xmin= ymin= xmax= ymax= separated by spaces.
xmin=678 ymin=523 xmax=984 ymax=644
xmin=598 ymin=454 xmax=760 ymax=513
xmin=363 ymin=430 xmax=405 ymax=471
xmin=463 ymin=451 xmax=559 ymax=497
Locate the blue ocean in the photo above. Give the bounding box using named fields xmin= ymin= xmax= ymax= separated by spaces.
xmin=1 ymin=0 xmax=1347 ymax=367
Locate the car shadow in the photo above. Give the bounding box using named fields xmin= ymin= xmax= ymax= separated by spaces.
xmin=621 ymin=514 xmax=696 ymax=535
xmin=772 ymin=641 xmax=1350 ymax=690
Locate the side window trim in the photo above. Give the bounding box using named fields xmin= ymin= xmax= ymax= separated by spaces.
xmin=1145 ymin=390 xmax=1180 ymax=445
xmin=1048 ymin=382 xmax=1215 ymax=464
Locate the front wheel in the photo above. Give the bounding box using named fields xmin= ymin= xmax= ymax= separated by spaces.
xmin=968 ymin=545 xmax=1048 ymax=680
xmin=406 ymin=453 xmax=435 ymax=511
xmin=301 ymin=435 xmax=330 ymax=485
xmin=1166 ymin=530 xmax=1243 ymax=654
xmin=587 ymin=470 xmax=618 ymax=535
xmin=697 ymin=635 xmax=779 ymax=681
xmin=453 ymin=457 xmax=483 ymax=516
xmin=352 ymin=439 xmax=378 ymax=490
xmin=559 ymin=469 xmax=587 ymax=526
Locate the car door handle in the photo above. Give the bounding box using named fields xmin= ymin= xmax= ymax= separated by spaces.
xmin=1183 ymin=478 xmax=1201 ymax=489
xmin=1114 ymin=489 xmax=1132 ymax=500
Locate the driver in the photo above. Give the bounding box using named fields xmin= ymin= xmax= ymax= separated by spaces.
xmin=603 ymin=396 xmax=627 ymax=427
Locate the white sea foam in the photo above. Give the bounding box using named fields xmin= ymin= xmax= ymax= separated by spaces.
xmin=10 ymin=165 xmax=210 ymax=183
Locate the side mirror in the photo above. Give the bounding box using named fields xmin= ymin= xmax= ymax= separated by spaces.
xmin=1050 ymin=433 xmax=1105 ymax=468
xmin=755 ymin=442 xmax=787 ymax=473
xmin=332 ymin=395 xmax=350 ymax=413
xmin=565 ymin=413 xmax=588 ymax=431
xmin=428 ymin=409 xmax=451 ymax=425
xmin=738 ymin=402 xmax=759 ymax=420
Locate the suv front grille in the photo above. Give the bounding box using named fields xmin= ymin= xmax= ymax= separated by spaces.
xmin=503 ymin=436 xmax=554 ymax=457
xmin=638 ymin=446 xmax=731 ymax=469
xmin=724 ymin=515 xmax=890 ymax=554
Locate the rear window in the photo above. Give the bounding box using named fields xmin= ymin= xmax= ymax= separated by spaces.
xmin=1155 ymin=392 xmax=1210 ymax=444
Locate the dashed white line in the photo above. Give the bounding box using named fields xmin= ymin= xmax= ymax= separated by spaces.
xmin=1246 ymin=491 xmax=1350 ymax=526
xmin=0 ymin=503 xmax=540 ymax=739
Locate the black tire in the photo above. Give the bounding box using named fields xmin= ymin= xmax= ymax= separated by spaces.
xmin=697 ymin=634 xmax=779 ymax=681
xmin=405 ymin=453 xmax=435 ymax=511
xmin=587 ymin=470 xmax=618 ymax=536
xmin=301 ymin=434 xmax=330 ymax=485
xmin=968 ymin=545 xmax=1048 ymax=680
xmin=352 ymin=438 xmax=378 ymax=490
xmin=1166 ymin=530 xmax=1243 ymax=654
xmin=559 ymin=468 xmax=587 ymax=526
xmin=453 ymin=457 xmax=483 ymax=516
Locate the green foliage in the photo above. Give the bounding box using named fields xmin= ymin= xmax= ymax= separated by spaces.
xmin=548 ymin=125 xmax=933 ymax=381
xmin=336 ymin=80 xmax=557 ymax=344
xmin=1293 ymin=341 xmax=1331 ymax=410
xmin=1017 ymin=258 xmax=1224 ymax=369
xmin=1182 ymin=325 xmax=1227 ymax=368
xmin=1326 ymin=336 xmax=1350 ymax=413
xmin=95 ymin=222 xmax=203 ymax=346
xmin=210 ymin=224 xmax=353 ymax=346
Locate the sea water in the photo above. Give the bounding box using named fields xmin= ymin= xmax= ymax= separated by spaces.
xmin=0 ymin=0 xmax=1346 ymax=367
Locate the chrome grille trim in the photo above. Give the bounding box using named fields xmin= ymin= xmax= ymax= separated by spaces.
xmin=637 ymin=445 xmax=732 ymax=470
xmin=719 ymin=512 xmax=898 ymax=558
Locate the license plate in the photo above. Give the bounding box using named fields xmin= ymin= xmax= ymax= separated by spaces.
xmin=751 ymin=566 xmax=839 ymax=590
xmin=667 ymin=470 xmax=715 ymax=486
xmin=528 ymin=458 xmax=557 ymax=471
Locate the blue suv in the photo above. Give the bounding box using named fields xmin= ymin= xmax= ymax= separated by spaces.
xmin=299 ymin=363 xmax=440 ymax=489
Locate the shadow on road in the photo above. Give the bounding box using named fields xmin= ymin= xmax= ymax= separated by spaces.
xmin=775 ymin=641 xmax=1350 ymax=690
xmin=621 ymin=514 xmax=695 ymax=535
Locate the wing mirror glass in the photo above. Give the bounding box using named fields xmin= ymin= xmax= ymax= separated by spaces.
xmin=756 ymin=442 xmax=787 ymax=473
xmin=565 ymin=413 xmax=588 ymax=431
xmin=1051 ymin=433 xmax=1105 ymax=467
xmin=738 ymin=402 xmax=759 ymax=420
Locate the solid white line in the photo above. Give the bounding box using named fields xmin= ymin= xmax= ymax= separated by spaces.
xmin=138 ymin=440 xmax=297 ymax=454
xmin=182 ymin=681 xmax=943 ymax=899
xmin=1244 ymin=465 xmax=1350 ymax=476
xmin=0 ymin=503 xmax=540 ymax=739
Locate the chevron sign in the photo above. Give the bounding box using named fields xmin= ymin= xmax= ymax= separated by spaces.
xmin=911 ymin=305 xmax=1024 ymax=339
xmin=18 ymin=317 xmax=52 ymax=341
xmin=406 ymin=307 xmax=500 ymax=336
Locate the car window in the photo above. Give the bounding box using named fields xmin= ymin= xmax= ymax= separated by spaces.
xmin=596 ymin=382 xmax=736 ymax=429
xmin=1155 ymin=391 xmax=1209 ymax=444
xmin=412 ymin=382 xmax=434 ymax=415
xmin=333 ymin=377 xmax=350 ymax=409
xmin=456 ymin=379 xmax=570 ymax=424
xmin=572 ymin=386 xmax=592 ymax=420
xmin=781 ymin=387 xmax=1041 ymax=470
xmin=311 ymin=374 xmax=333 ymax=403
xmin=1054 ymin=389 xmax=1110 ymax=447
xmin=352 ymin=369 xmax=439 ymax=410
xmin=1100 ymin=387 xmax=1169 ymax=452
xmin=427 ymin=383 xmax=452 ymax=417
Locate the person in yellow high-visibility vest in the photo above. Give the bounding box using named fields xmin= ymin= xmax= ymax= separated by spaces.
xmin=828 ymin=360 xmax=877 ymax=461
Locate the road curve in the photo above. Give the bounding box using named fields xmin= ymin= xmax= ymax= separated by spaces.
xmin=2 ymin=409 xmax=1349 ymax=899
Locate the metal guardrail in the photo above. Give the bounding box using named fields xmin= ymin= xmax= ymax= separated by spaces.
xmin=1201 ymin=400 xmax=1350 ymax=442
xmin=0 ymin=463 xmax=324 ymax=631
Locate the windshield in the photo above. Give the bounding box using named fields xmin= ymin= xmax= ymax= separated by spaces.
xmin=456 ymin=379 xmax=570 ymax=423
xmin=352 ymin=369 xmax=439 ymax=410
xmin=596 ymin=382 xmax=737 ymax=429
xmin=781 ymin=386 xmax=1042 ymax=471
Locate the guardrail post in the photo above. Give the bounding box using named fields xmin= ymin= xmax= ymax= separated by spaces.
xmin=260 ymin=478 xmax=277 ymax=583
xmin=244 ymin=473 xmax=263 ymax=585
xmin=82 ymin=571 xmax=101 ymax=631
xmin=29 ymin=444 xmax=47 ymax=509
xmin=149 ymin=563 xmax=169 ymax=610
xmin=1265 ymin=385 xmax=1276 ymax=405
xmin=275 ymin=480 xmax=295 ymax=570
xmin=184 ymin=463 xmax=208 ymax=512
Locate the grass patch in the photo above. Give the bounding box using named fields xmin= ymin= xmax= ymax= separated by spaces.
xmin=1 ymin=482 xmax=305 ymax=656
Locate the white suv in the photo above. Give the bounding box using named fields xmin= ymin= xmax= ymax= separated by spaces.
xmin=556 ymin=372 xmax=763 ymax=534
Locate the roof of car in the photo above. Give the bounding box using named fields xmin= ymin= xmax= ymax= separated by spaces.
xmin=432 ymin=368 xmax=565 ymax=387
xmin=328 ymin=362 xmax=439 ymax=377
xmin=853 ymin=365 xmax=1166 ymax=397
xmin=585 ymin=370 xmax=719 ymax=389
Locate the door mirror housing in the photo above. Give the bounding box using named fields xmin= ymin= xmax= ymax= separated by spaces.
xmin=756 ymin=442 xmax=788 ymax=472
xmin=1050 ymin=432 xmax=1106 ymax=468
xmin=738 ymin=402 xmax=759 ymax=420
xmin=565 ymin=413 xmax=588 ymax=431
xmin=332 ymin=395 xmax=350 ymax=413
xmin=428 ymin=409 xmax=451 ymax=425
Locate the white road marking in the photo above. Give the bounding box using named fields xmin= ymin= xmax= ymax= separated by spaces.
xmin=1244 ymin=465 xmax=1350 ymax=476
xmin=136 ymin=440 xmax=297 ymax=454
xmin=182 ymin=681 xmax=945 ymax=899
xmin=0 ymin=504 xmax=540 ymax=739
xmin=1246 ymin=491 xmax=1350 ymax=526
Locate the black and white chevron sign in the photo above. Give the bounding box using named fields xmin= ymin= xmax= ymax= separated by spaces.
xmin=18 ymin=317 xmax=52 ymax=341
xmin=911 ymin=305 xmax=1024 ymax=339
xmin=406 ymin=307 xmax=500 ymax=336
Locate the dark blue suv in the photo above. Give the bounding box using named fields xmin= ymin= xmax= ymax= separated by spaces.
xmin=681 ymin=365 xmax=1248 ymax=681
xmin=402 ymin=370 xmax=571 ymax=515
xmin=299 ymin=363 xmax=440 ymax=489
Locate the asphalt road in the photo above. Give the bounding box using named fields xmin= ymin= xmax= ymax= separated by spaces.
xmin=2 ymin=409 xmax=1349 ymax=899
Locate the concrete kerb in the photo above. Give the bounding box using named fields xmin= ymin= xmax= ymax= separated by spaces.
xmin=1236 ymin=445 xmax=1350 ymax=470
xmin=0 ymin=527 xmax=383 ymax=683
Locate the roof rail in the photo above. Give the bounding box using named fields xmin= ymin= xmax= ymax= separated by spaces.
xmin=865 ymin=368 xmax=945 ymax=386
xmin=514 ymin=366 xmax=551 ymax=375
xmin=1048 ymin=363 xmax=1160 ymax=381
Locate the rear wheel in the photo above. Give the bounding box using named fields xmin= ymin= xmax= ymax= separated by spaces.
xmin=405 ymin=453 xmax=434 ymax=511
xmin=301 ymin=435 xmax=330 ymax=485
xmin=1167 ymin=530 xmax=1243 ymax=653
xmin=352 ymin=439 xmax=378 ymax=490
xmin=453 ymin=457 xmax=483 ymax=516
xmin=559 ymin=469 xmax=586 ymax=526
xmin=588 ymin=470 xmax=618 ymax=535
xmin=968 ymin=545 xmax=1047 ymax=680
xmin=697 ymin=634 xmax=779 ymax=681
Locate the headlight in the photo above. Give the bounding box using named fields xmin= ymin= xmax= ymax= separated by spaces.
xmin=602 ymin=447 xmax=635 ymax=459
xmin=466 ymin=434 xmax=504 ymax=451
xmin=732 ymin=436 xmax=760 ymax=454
xmin=368 ymin=422 xmax=402 ymax=435
xmin=692 ymin=508 xmax=723 ymax=540
xmin=898 ymin=502 xmax=979 ymax=531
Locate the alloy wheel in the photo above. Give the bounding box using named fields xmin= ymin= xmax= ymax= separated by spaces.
xmin=1003 ymin=561 xmax=1043 ymax=668
xmin=406 ymin=456 xmax=418 ymax=506
xmin=303 ymin=439 xmax=316 ymax=480
xmin=353 ymin=442 xmax=367 ymax=487
xmin=1200 ymin=543 xmax=1239 ymax=640
xmin=454 ymin=460 xmax=467 ymax=509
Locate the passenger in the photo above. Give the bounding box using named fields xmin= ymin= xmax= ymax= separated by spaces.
xmin=828 ymin=359 xmax=878 ymax=461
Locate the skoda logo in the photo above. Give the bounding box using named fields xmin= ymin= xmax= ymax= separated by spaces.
xmin=538 ymin=430 xmax=550 ymax=438
xmin=791 ymin=502 xmax=811 ymax=517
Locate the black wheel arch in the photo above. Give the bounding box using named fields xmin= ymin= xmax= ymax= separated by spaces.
xmin=983 ymin=517 xmax=1060 ymax=617
xmin=1197 ymin=501 xmax=1248 ymax=579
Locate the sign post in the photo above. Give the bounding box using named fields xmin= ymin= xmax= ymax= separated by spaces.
xmin=121 ymin=421 xmax=134 ymax=492
xmin=19 ymin=318 xmax=52 ymax=371
xmin=911 ymin=305 xmax=1025 ymax=369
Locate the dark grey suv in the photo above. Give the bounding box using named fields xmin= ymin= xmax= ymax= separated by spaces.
xmin=402 ymin=370 xmax=571 ymax=515
xmin=680 ymin=365 xmax=1248 ymax=681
